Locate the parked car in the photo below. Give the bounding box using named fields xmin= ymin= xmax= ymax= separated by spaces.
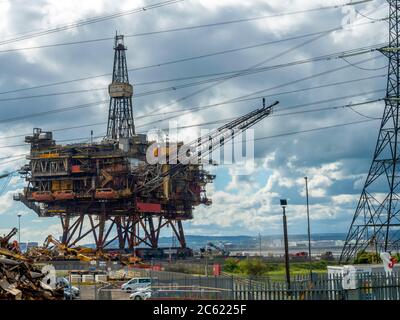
xmin=121 ymin=277 xmax=151 ymax=292
xmin=64 ymin=287 xmax=79 ymax=300
xmin=56 ymin=277 xmax=80 ymax=300
xmin=129 ymin=287 xmax=153 ymax=300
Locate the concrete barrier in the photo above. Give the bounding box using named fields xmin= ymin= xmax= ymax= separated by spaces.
xmin=71 ymin=274 xmax=82 ymax=283
xmin=95 ymin=274 xmax=108 ymax=282
xmin=82 ymin=274 xmax=94 ymax=283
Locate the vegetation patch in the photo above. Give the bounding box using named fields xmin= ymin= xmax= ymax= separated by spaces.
xmin=222 ymin=258 xmax=332 ymax=277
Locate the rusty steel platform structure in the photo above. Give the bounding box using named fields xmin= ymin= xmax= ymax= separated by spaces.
xmin=14 ymin=34 xmax=214 ymax=252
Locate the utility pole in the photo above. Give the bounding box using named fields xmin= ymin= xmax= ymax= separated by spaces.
xmin=280 ymin=199 xmax=290 ymax=291
xmin=258 ymin=233 xmax=262 ymax=257
xmin=305 ymin=177 xmax=312 ymax=277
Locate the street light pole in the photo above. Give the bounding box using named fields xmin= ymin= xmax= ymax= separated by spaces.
xmin=305 ymin=177 xmax=312 ymax=277
xmin=280 ymin=199 xmax=290 ymax=291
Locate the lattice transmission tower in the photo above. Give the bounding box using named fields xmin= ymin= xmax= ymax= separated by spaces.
xmin=340 ymin=0 xmax=400 ymax=262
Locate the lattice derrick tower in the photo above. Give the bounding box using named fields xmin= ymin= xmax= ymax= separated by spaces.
xmin=107 ymin=34 xmax=135 ymax=140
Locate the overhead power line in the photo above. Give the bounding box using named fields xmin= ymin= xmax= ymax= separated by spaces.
xmin=142 ymin=2 xmax=387 ymax=124
xmin=0 ymin=100 xmax=109 ymax=124
xmin=253 ymin=119 xmax=378 ymax=142
xmin=138 ymin=89 xmax=384 ymax=129
xmin=147 ymin=2 xmax=387 ymax=116
xmin=0 ymin=44 xmax=384 ymax=102
xmin=0 ymin=6 xmax=386 ymax=137
xmin=140 ymin=98 xmax=383 ymax=130
xmin=0 ymin=18 xmax=386 ymax=97
xmin=340 ymin=56 xmax=387 ymax=70
xmin=0 ymin=97 xmax=382 ymax=152
xmin=0 ymin=0 xmax=373 ymax=53
xmin=0 ymin=74 xmax=384 ymax=142
xmin=0 ymin=72 xmax=384 ymax=128
xmin=225 ymin=56 xmax=380 ymax=103
xmin=0 ymin=118 xmax=381 ymax=166
xmin=0 ymin=0 xmax=185 ymax=46
xmin=143 ymin=55 xmax=382 ymax=126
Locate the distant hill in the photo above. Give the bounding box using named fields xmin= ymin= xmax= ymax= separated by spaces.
xmin=158 ymin=233 xmax=347 ymax=248
xmin=83 ymin=233 xmax=347 ymax=249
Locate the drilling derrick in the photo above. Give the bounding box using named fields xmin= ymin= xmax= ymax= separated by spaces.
xmin=15 ymin=33 xmax=276 ymax=258
xmin=340 ymin=0 xmax=400 ymax=262
xmin=107 ymin=34 xmax=135 ymax=140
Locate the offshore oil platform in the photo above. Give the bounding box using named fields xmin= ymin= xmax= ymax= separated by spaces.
xmin=13 ymin=34 xmax=276 ymax=257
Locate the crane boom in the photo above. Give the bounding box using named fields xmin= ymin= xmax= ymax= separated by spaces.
xmin=137 ymin=100 xmax=278 ymax=194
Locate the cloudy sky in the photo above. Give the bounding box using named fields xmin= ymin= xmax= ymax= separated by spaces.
xmin=0 ymin=0 xmax=390 ymax=243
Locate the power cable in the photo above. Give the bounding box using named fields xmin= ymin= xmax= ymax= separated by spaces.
xmin=353 ymin=2 xmax=388 ymax=22
xmin=340 ymin=56 xmax=388 ymax=70
xmin=223 ymin=55 xmax=381 ymax=103
xmin=0 ymin=0 xmax=373 ymax=50
xmin=0 ymin=0 xmax=185 ymax=46
xmin=0 ymin=5 xmax=387 ymax=144
xmin=0 ymin=45 xmax=384 ymax=102
xmin=347 ymin=105 xmax=381 ymax=119
xmin=0 ymin=100 xmax=109 ymax=124
xmin=143 ymin=55 xmax=382 ymax=126
xmin=0 ymin=73 xmax=384 ymax=128
xmin=0 ymin=20 xmax=386 ymax=96
xmin=147 ymin=4 xmax=388 ymax=116
xmin=0 ymin=96 xmax=383 ymax=150
xmin=139 ymin=89 xmax=384 ymax=129
xmin=142 ymin=74 xmax=385 ymax=120
xmin=253 ymin=118 xmax=379 ymax=142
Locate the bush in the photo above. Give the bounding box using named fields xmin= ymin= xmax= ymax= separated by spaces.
xmin=223 ymin=258 xmax=240 ymax=273
xmin=238 ymin=258 xmax=269 ymax=276
xmin=312 ymin=260 xmax=328 ymax=270
xmin=353 ymin=250 xmax=381 ymax=264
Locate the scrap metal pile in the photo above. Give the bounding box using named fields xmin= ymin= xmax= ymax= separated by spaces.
xmin=0 ymin=231 xmax=63 ymax=300
xmin=25 ymin=234 xmax=146 ymax=267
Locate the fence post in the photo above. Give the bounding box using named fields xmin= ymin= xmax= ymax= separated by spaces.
xmin=248 ymin=276 xmax=252 ymax=300
xmin=231 ymin=275 xmax=235 ymax=300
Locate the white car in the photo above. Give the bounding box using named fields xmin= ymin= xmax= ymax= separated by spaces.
xmin=121 ymin=277 xmax=152 ymax=292
xmin=129 ymin=287 xmax=153 ymax=300
xmin=56 ymin=277 xmax=80 ymax=300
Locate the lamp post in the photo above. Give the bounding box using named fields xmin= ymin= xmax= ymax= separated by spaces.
xmin=280 ymin=199 xmax=290 ymax=291
xmin=304 ymin=177 xmax=313 ymax=278
xmin=17 ymin=213 xmax=22 ymax=244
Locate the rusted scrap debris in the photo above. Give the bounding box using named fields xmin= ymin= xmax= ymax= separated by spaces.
xmin=0 ymin=228 xmax=20 ymax=252
xmin=0 ymin=247 xmax=63 ymax=300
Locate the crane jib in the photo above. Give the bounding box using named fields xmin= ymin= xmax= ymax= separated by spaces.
xmin=137 ymin=100 xmax=278 ymax=194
